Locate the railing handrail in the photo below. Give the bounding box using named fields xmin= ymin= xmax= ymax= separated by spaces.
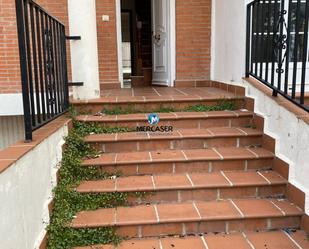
xmin=26 ymin=0 xmax=65 ymax=26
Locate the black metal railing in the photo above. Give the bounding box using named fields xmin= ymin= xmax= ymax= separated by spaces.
xmin=15 ymin=0 xmax=69 ymax=141
xmin=246 ymin=0 xmax=309 ymax=112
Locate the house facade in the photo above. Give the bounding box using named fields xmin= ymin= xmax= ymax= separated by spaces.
xmin=0 ymin=0 xmax=214 ymax=148
xmin=1 ymin=0 xmax=212 ymax=93
xmin=1 ymin=0 xmax=309 ymax=248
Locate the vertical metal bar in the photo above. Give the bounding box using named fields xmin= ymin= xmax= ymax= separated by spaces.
xmin=277 ymin=0 xmax=285 ymax=92
xmin=41 ymin=11 xmax=51 ymax=119
xmin=265 ymin=0 xmax=272 ymax=82
xmin=284 ymin=0 xmax=293 ymax=94
xmin=47 ymin=15 xmax=55 ymax=116
xmin=291 ymin=0 xmax=301 ymax=99
xmin=259 ymin=0 xmax=266 ymax=78
xmin=61 ymin=25 xmax=69 ymax=109
xmin=51 ymin=19 xmax=60 ymax=115
xmin=300 ymin=0 xmax=309 ymax=105
xmin=30 ymin=3 xmax=41 ymax=125
xmin=36 ymin=7 xmax=46 ymax=121
xmin=24 ymin=0 xmax=36 ymax=127
xmin=56 ymin=23 xmax=63 ymax=113
xmin=251 ymin=3 xmax=256 ymax=74
xmin=271 ymin=0 xmax=279 ymax=86
xmin=60 ymin=24 xmax=67 ymax=111
xmin=15 ymin=0 xmax=33 ymax=141
xmin=246 ymin=4 xmax=252 ymax=77
xmin=254 ymin=1 xmax=261 ymax=76
xmin=56 ymin=22 xmax=64 ymax=112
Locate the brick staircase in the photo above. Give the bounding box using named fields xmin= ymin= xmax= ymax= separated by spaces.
xmin=71 ymin=86 xmax=308 ymax=249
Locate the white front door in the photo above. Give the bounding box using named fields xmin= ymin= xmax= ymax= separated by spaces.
xmin=151 ymin=0 xmax=170 ymax=86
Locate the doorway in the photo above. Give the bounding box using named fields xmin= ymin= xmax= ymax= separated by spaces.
xmin=118 ymin=0 xmax=176 ymax=88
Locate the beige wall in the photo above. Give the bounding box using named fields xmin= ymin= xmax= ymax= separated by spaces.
xmin=0 ymin=116 xmax=24 ymax=150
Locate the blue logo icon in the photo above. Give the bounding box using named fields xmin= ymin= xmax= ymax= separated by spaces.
xmin=148 ymin=113 xmax=160 ymax=125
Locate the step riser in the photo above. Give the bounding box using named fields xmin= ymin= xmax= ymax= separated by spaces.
xmin=115 ymin=217 xmax=301 ymax=238
xmin=83 ymin=117 xmax=253 ymax=130
xmin=92 ymin=159 xmax=273 ymax=176
xmin=90 ymin=137 xmax=263 ymax=153
xmin=74 ymin=99 xmax=246 ymax=115
xmin=127 ymin=186 xmax=286 ymax=205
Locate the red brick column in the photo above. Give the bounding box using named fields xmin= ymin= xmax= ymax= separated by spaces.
xmin=175 ymin=0 xmax=212 ymax=87
xmin=96 ymin=0 xmax=121 ymax=90
xmin=0 ymin=0 xmax=22 ymax=93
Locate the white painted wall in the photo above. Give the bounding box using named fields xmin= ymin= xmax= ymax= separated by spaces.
xmin=212 ymin=0 xmax=309 ymax=213
xmin=0 ymin=116 xmax=24 ymax=150
xmin=0 ymin=94 xmax=23 ymax=116
xmin=68 ymin=0 xmax=101 ymax=100
xmin=116 ymin=0 xmax=124 ymax=88
xmin=0 ymin=124 xmax=68 ymax=249
xmin=212 ymin=0 xmax=248 ymax=83
xmin=243 ymin=79 xmax=309 ymax=214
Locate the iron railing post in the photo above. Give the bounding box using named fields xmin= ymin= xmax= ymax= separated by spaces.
xmin=15 ymin=0 xmax=33 ymax=141
xmin=300 ymin=0 xmax=309 ymax=105
xmin=246 ymin=4 xmax=251 ymax=78
xmin=62 ymin=27 xmax=70 ymax=109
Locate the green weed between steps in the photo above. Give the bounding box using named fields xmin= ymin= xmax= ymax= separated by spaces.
xmin=47 ymin=120 xmax=131 ymax=249
xmin=101 ymin=101 xmax=237 ymax=115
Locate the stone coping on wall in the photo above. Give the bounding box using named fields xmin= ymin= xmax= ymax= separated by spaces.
xmin=0 ymin=115 xmax=71 ymax=174
xmin=244 ymin=77 xmax=309 ymax=125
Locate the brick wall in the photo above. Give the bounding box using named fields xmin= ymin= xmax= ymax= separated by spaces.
xmin=0 ymin=0 xmax=21 ymax=93
xmin=94 ymin=0 xmax=212 ymax=89
xmin=96 ymin=0 xmax=120 ymax=90
xmin=0 ymin=0 xmax=70 ymax=94
xmin=175 ymin=0 xmax=212 ymax=85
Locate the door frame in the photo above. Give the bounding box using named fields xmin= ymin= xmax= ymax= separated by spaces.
xmin=116 ymin=0 xmax=176 ymax=88
xmin=121 ymin=9 xmax=136 ymax=77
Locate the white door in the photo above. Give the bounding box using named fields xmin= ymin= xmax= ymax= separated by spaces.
xmin=152 ymin=0 xmax=170 ymax=86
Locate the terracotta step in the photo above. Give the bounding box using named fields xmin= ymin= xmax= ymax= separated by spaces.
xmin=85 ymin=127 xmax=263 ymax=153
xmin=76 ymin=110 xmax=254 ymax=129
xmin=71 ymin=199 xmax=303 ymax=238
xmin=71 ymin=87 xmax=245 ymax=114
xmin=74 ymin=230 xmax=309 ymax=249
xmin=70 ymin=96 xmax=245 ymax=114
xmin=76 ymin=171 xmax=287 ymax=204
xmin=81 ymin=147 xmax=274 ymax=176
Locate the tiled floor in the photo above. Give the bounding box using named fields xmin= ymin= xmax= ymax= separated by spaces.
xmin=73 ymin=86 xmax=243 ymax=105
xmin=101 ymin=87 xmax=235 ymax=97
xmin=95 ymin=87 xmax=237 ymax=103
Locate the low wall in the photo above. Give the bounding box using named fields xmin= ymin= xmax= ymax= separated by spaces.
xmin=242 ymin=79 xmax=309 ymax=214
xmin=0 ymin=118 xmax=69 ymax=249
